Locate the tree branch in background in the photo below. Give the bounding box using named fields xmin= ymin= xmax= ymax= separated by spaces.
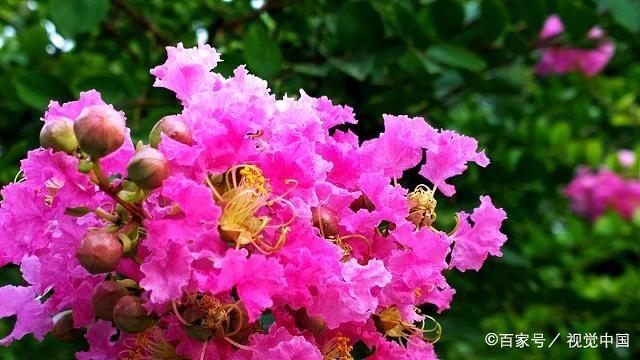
xmin=111 ymin=0 xmax=170 ymax=46
xmin=211 ymin=0 xmax=295 ymax=36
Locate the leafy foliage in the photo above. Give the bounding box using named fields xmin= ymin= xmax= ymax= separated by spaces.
xmin=0 ymin=0 xmax=639 ymax=359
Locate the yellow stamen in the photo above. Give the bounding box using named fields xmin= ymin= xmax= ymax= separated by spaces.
xmin=322 ymin=334 xmax=354 ymax=360
xmin=375 ymin=306 xmax=442 ymax=345
xmin=407 ymin=185 xmax=438 ymax=229
xmin=119 ymin=326 xmax=181 ymax=360
xmin=210 ymin=165 xmax=294 ymax=254
xmin=414 ymin=287 xmax=422 ymax=300
xmin=180 ymin=295 xmax=244 ymax=338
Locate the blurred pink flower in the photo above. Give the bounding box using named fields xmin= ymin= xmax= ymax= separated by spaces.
xmin=565 ymin=167 xmax=640 ymax=219
xmin=618 ymin=149 xmax=636 ymax=168
xmin=536 ymin=14 xmax=615 ymax=77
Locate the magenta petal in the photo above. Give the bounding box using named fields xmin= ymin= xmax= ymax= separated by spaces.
xmin=450 ymin=196 xmax=508 ymax=271
xmin=0 ymin=285 xmax=51 ymax=345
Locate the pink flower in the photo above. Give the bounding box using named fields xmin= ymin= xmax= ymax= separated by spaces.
xmin=419 ymin=130 xmax=489 ymax=197
xmin=539 ymin=15 xmax=564 ymax=40
xmin=369 ymin=336 xmax=437 ymax=360
xmin=618 ymin=149 xmax=636 ymax=168
xmin=238 ymin=326 xmax=322 ymax=360
xmin=0 ymin=285 xmax=51 ymax=345
xmin=361 ymin=115 xmax=437 ymax=181
xmin=450 ymin=196 xmax=508 ymax=271
xmin=208 ymin=249 xmax=285 ymax=321
xmin=140 ymin=240 xmax=193 ymax=303
xmin=565 ymin=167 xmax=640 ymax=219
xmin=382 ymin=225 xmax=452 ymax=314
xmin=536 ymin=15 xmax=615 ymax=77
xmin=0 ymin=44 xmax=507 ymax=359
xmin=151 ymin=43 xmax=222 ymax=101
xmin=76 ymin=321 xmax=119 ymax=360
xmin=43 ymin=90 xmax=104 ymax=123
xmin=305 ymin=259 xmax=391 ymax=328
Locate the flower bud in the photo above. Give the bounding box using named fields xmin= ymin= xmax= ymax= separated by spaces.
xmin=92 ymin=281 xmax=129 ymax=321
xmin=184 ymin=324 xmax=215 ymax=342
xmin=74 ymin=105 xmax=125 ymax=158
xmin=113 ymin=296 xmax=155 ymax=333
xmin=76 ymin=230 xmax=123 ymax=274
xmin=312 ymin=206 xmax=340 ymax=238
xmin=52 ymin=310 xmax=81 ymax=342
xmin=126 ymin=146 xmax=170 ymax=189
xmin=149 ymin=116 xmax=193 ymax=147
xmin=293 ymin=307 xmax=327 ymax=336
xmin=39 ymin=118 xmax=79 ymax=154
xmin=349 ymin=194 xmax=375 ymax=212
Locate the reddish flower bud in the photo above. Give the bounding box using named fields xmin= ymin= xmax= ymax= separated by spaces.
xmin=312 ymin=206 xmax=340 ymax=238
xmin=149 ymin=116 xmax=193 ymax=147
xmin=349 ymin=194 xmax=375 ymax=212
xmin=113 ymin=296 xmax=155 ymax=333
xmin=126 ymin=146 xmax=170 ymax=189
xmin=39 ymin=118 xmax=79 ymax=154
xmin=51 ymin=310 xmax=81 ymax=342
xmin=92 ymin=281 xmax=129 ymax=321
xmin=74 ymin=105 xmax=125 ymax=158
xmin=76 ymin=230 xmax=123 ymax=274
xmin=293 ymin=307 xmax=327 ymax=336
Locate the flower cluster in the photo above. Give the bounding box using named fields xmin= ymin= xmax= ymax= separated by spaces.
xmin=0 ymin=44 xmax=507 ymax=359
xmin=535 ymin=14 xmax=615 ymax=77
xmin=565 ymin=162 xmax=640 ymax=221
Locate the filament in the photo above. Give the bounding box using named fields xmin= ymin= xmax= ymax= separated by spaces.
xmin=172 ymin=300 xmax=192 ymax=326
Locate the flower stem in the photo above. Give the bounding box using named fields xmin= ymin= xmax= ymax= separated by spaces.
xmin=92 ymin=160 xmax=147 ymax=220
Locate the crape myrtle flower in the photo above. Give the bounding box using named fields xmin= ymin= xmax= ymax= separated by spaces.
xmin=0 ymin=43 xmax=507 ymax=359
xmin=565 ymin=167 xmax=640 ymax=220
xmin=535 ymin=14 xmax=615 ymax=77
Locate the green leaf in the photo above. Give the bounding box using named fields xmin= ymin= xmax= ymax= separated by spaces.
xmin=329 ymin=57 xmax=374 ymax=81
xmin=478 ymin=0 xmax=509 ymax=42
xmin=65 ymin=207 xmax=91 ymax=217
xmin=387 ymin=2 xmax=426 ymax=46
xmin=12 ymin=72 xmax=72 ymax=109
xmin=243 ymin=24 xmax=283 ymax=79
xmin=430 ymin=0 xmax=464 ymax=36
xmin=427 ymin=44 xmax=487 ymax=71
xmin=584 ymin=139 xmax=602 ymax=166
xmin=291 ymin=63 xmax=330 ymax=77
xmin=335 ymin=1 xmax=384 ymax=53
xmin=17 ymin=24 xmax=49 ymax=60
xmin=558 ymin=1 xmax=597 ymax=39
xmin=610 ymin=0 xmax=640 ymax=32
xmin=48 ymin=0 xmax=109 ymax=36
xmin=75 ymin=75 xmax=132 ymax=105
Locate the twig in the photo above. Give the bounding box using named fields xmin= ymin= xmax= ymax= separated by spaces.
xmin=111 ymin=0 xmax=170 ymax=46
xmin=210 ymin=0 xmax=296 ymax=36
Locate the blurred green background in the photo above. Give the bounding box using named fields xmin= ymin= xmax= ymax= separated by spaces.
xmin=1 ymin=0 xmax=639 ymax=359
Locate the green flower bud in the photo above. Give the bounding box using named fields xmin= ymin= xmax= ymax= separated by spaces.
xmin=92 ymin=281 xmax=129 ymax=321
xmin=76 ymin=230 xmax=123 ymax=274
xmin=74 ymin=105 xmax=125 ymax=158
xmin=149 ymin=116 xmax=193 ymax=148
xmin=113 ymin=296 xmax=155 ymax=333
xmin=126 ymin=146 xmax=169 ymax=189
xmin=51 ymin=310 xmax=81 ymax=342
xmin=39 ymin=118 xmax=79 ymax=154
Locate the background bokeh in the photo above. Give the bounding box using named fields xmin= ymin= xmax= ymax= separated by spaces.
xmin=1 ymin=0 xmax=639 ymax=359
